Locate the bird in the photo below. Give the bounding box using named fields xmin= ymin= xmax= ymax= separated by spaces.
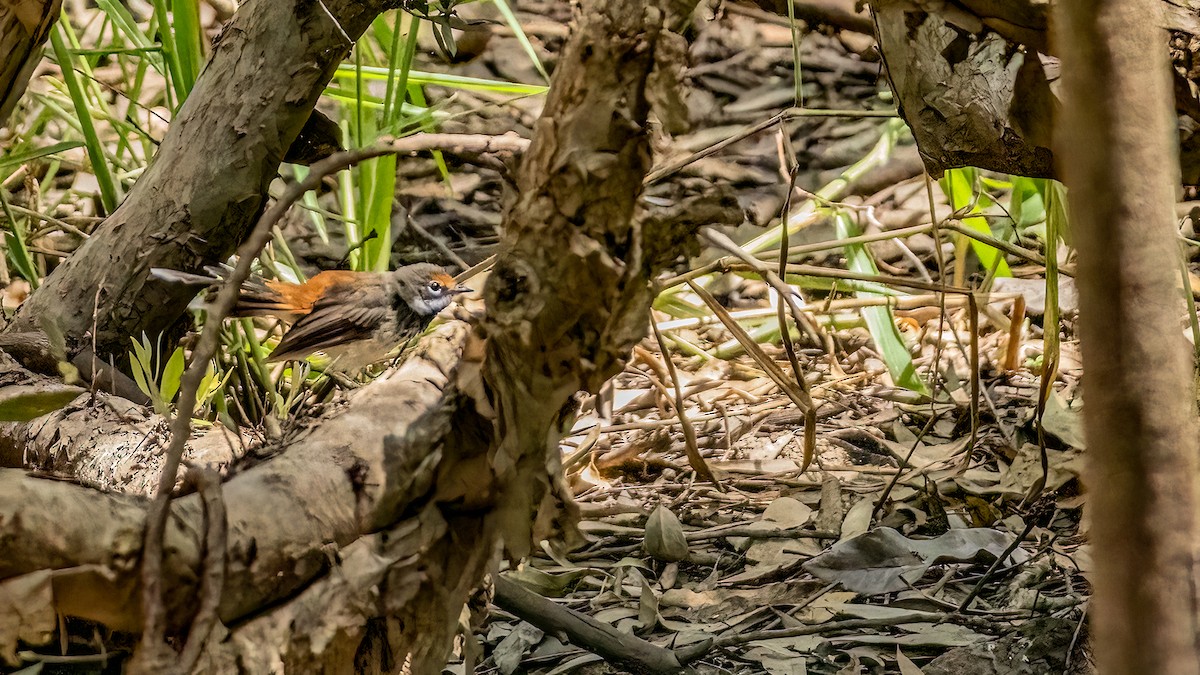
xmin=152 ymin=262 xmax=470 ymax=368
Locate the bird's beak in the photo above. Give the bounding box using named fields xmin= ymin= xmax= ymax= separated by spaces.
xmin=453 ymin=284 xmax=473 ymax=295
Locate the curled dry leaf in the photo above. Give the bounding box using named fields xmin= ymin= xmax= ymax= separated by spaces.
xmin=803 ymin=527 xmax=1029 ymax=595
xmin=644 ymin=504 xmax=689 ymax=562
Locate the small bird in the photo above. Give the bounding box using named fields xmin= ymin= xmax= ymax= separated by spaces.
xmin=153 ymin=263 xmax=470 ymax=367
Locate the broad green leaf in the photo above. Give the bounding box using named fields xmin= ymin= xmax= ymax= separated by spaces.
xmin=834 ymin=211 xmax=927 ymax=393
xmin=0 ymin=384 xmax=85 ymax=421
xmin=160 ymin=347 xmax=186 ymax=402
xmin=941 ymin=168 xmax=1012 ymax=278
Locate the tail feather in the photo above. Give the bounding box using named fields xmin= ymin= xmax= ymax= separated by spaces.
xmin=150 ymin=267 xmax=218 ymax=287
xmin=153 ymin=266 xmax=294 ymax=318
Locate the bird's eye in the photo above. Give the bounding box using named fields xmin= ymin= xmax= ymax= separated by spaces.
xmin=428 ymin=280 xmax=443 ymax=292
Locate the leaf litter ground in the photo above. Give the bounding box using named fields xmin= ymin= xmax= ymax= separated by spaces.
xmin=450 ymin=9 xmax=1092 ymax=672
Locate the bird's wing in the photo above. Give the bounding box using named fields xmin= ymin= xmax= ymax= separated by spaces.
xmin=267 ymin=281 xmax=391 ymax=362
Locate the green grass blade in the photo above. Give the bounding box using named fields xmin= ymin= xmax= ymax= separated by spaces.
xmin=93 ymin=0 xmax=167 ymax=75
xmin=379 ymin=14 xmax=406 ymax=123
xmin=490 ymin=0 xmax=550 ymax=82
xmin=335 ymin=64 xmax=548 ymax=95
xmin=291 ymin=165 xmax=331 ymax=243
xmin=386 ymin=14 xmax=422 ymax=133
xmin=149 ymin=0 xmax=188 ymax=100
xmin=745 ymin=118 xmax=906 ymax=255
xmin=0 ymin=141 xmax=85 ymax=171
xmin=0 ymin=190 xmax=39 ymax=288
xmin=361 ymin=153 xmax=397 ymax=271
xmin=49 ymin=24 xmax=121 ymax=213
xmin=834 ymin=210 xmax=927 ymax=393
xmin=171 ymin=0 xmax=205 ymax=89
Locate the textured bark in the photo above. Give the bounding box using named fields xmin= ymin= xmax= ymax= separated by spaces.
xmin=1055 ymin=1 xmax=1200 ymax=673
xmin=0 ymin=0 xmax=60 ymax=127
xmin=0 ymin=342 xmax=243 ymax=490
xmin=0 ymin=322 xmax=482 ymax=666
xmin=867 ymin=0 xmax=1200 ymax=180
xmin=7 ymin=0 xmax=399 ymax=359
xmin=871 ymin=0 xmax=1056 ymax=179
xmin=481 ymin=0 xmax=691 ymax=559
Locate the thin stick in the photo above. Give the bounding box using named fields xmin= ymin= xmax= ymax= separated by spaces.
xmin=177 ymin=466 xmax=227 ymax=672
xmin=650 ymin=319 xmax=722 ymax=489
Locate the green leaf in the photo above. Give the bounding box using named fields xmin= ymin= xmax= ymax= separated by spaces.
xmin=653 ymin=291 xmax=707 ymax=319
xmin=49 ymin=24 xmax=121 ymax=213
xmin=0 ymin=141 xmax=86 ymax=172
xmin=0 ymin=384 xmax=85 ymax=421
xmin=834 ymin=211 xmax=928 ymax=394
xmin=941 ymin=168 xmax=1012 ymax=278
xmin=361 ymin=153 xmax=397 ymax=272
xmin=1009 ymin=176 xmax=1046 ymax=229
xmin=334 ymin=64 xmax=548 ymax=95
xmin=171 ymin=0 xmax=205 ymax=92
xmin=160 ymin=347 xmax=186 ymax=402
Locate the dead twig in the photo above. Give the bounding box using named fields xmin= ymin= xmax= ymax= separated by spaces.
xmin=492 ymin=576 xmax=691 ymax=675
xmin=649 ymin=320 xmax=723 ymax=489
xmin=177 ymin=466 xmax=227 ymax=672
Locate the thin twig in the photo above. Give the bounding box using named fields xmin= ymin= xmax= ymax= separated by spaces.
xmin=965 ymin=293 xmax=980 ymax=471
xmin=649 ymin=320 xmax=722 ymax=489
xmin=177 ymin=466 xmax=227 ymax=673
xmin=783 ymin=222 xmax=934 ymax=259
xmin=923 ymin=174 xmax=950 ymax=407
xmin=664 ymin=259 xmax=979 ymax=295
xmin=676 ymin=611 xmax=970 ymax=664
xmin=772 ymin=159 xmax=821 ymax=474
xmin=686 ymin=279 xmax=818 ymax=471
xmin=644 ymin=106 xmax=897 ymax=185
xmin=405 ymin=216 xmax=470 ymax=270
xmin=957 ymin=517 xmax=1036 ymax=612
xmin=870 ymin=412 xmax=942 ymax=522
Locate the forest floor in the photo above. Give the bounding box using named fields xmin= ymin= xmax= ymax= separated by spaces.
xmin=397 ymin=4 xmax=1092 ymax=675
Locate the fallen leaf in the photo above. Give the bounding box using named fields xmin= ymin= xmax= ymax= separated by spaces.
xmin=803 ymin=527 xmax=1028 ymax=595
xmin=644 ymin=505 xmax=689 ymax=562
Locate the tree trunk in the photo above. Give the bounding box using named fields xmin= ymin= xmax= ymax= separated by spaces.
xmin=0 ymin=0 xmax=61 ymax=127
xmin=1054 ymin=1 xmax=1200 ymax=672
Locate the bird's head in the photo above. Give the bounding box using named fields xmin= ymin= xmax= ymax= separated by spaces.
xmin=396 ymin=263 xmax=471 ymax=316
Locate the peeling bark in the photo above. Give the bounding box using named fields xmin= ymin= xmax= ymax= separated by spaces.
xmin=0 ymin=0 xmax=61 ymax=127
xmin=481 ymin=0 xmax=683 ymax=559
xmin=0 ymin=322 xmax=479 ymax=663
xmin=867 ymin=0 xmax=1200 ymax=180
